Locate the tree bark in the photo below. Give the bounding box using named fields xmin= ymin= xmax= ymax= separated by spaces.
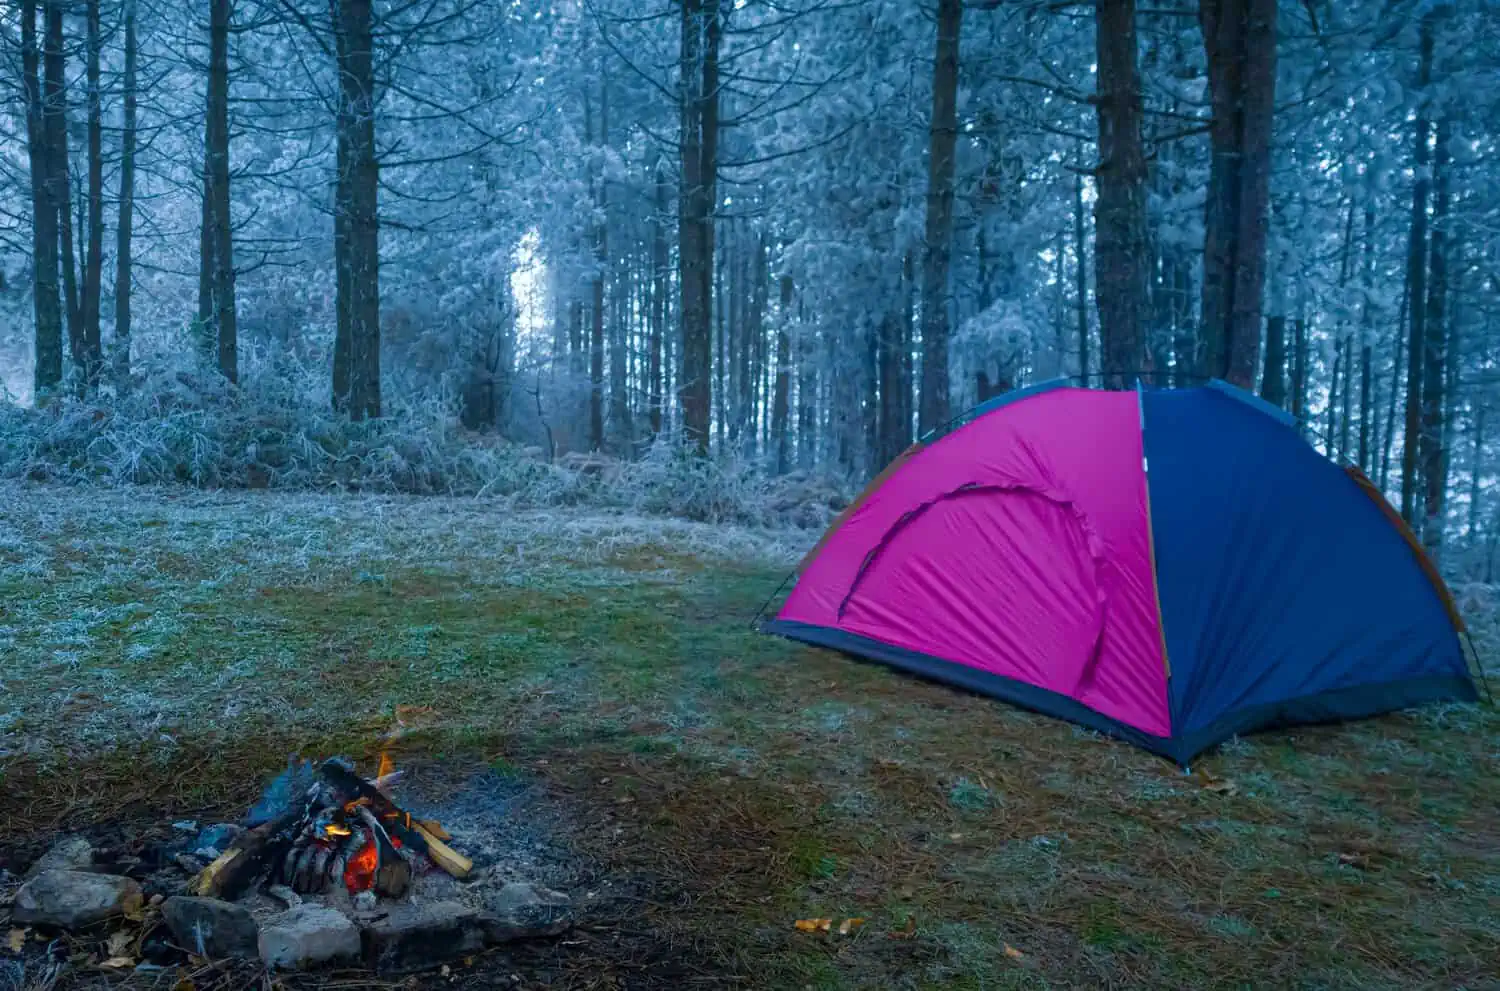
xmin=746 ymin=233 xmax=768 ymax=461
xmin=1094 ymin=0 xmax=1150 ymax=389
xmin=1197 ymin=0 xmax=1277 ymax=387
xmin=677 ymin=0 xmax=720 ymax=453
xmin=796 ymin=298 xmax=816 ymax=471
xmin=1469 ymin=396 xmax=1485 ymax=539
xmin=648 ymin=163 xmax=668 ymax=438
xmin=199 ymin=0 xmax=237 ymax=382
xmin=113 ymin=0 xmax=138 ymax=390
xmin=1326 ymin=338 xmax=1342 ymax=457
xmin=331 ymin=0 xmax=380 ymax=419
xmin=1074 ymin=169 xmax=1089 ymax=381
xmin=1289 ymin=316 xmax=1307 ymax=423
xmin=917 ymin=0 xmax=962 ymax=434
xmin=1381 ymin=282 xmax=1410 ymax=494
xmin=1400 ymin=12 xmax=1436 ymax=525
xmin=585 ymin=85 xmax=606 ymax=451
xmin=772 ymin=274 xmax=792 ymax=474
xmin=44 ymin=0 xmax=80 ymax=383
xmin=1357 ymin=205 xmax=1374 ymax=470
xmin=1420 ymin=112 xmax=1451 ymax=553
xmin=1260 ymin=315 xmax=1285 ymax=407
xmin=22 ymin=0 xmax=62 ymax=396
xmin=79 ymin=0 xmax=104 ymax=391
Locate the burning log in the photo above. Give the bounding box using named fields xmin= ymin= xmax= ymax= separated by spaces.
xmin=193 ymin=755 xmax=470 ymax=907
xmin=190 ymin=808 xmax=300 ymax=900
xmin=317 ymin=760 xmax=473 ymax=880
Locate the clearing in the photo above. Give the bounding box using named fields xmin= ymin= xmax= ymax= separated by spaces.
xmin=1 ymin=482 xmax=1497 ymax=990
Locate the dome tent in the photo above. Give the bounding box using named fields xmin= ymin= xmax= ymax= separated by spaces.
xmin=762 ymin=380 xmax=1480 ymax=764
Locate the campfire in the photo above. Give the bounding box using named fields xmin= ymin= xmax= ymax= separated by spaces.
xmin=190 ymin=756 xmax=472 ymax=906
xmin=4 ymin=749 xmax=576 ymax=976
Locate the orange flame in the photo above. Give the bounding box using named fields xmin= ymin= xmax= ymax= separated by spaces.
xmin=376 ymin=752 xmax=394 ymax=780
xmin=344 ymin=830 xmax=379 ymax=893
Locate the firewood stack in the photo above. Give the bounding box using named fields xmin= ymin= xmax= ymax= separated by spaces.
xmin=189 ymin=758 xmax=472 ymax=903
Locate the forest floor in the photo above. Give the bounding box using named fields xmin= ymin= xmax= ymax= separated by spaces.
xmin=1 ymin=482 xmax=1498 ymax=991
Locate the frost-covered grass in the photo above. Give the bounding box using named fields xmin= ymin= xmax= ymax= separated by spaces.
xmin=1 ymin=483 xmax=1497 ymax=990
xmin=0 ymin=481 xmax=802 ymax=762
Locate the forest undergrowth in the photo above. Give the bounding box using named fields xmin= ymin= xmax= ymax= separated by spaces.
xmin=0 ymin=361 xmax=850 ymax=530
xmin=1 ymin=483 xmax=1497 ymax=990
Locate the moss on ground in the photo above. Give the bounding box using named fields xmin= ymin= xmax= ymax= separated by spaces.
xmin=1 ymin=485 xmax=1497 ymax=989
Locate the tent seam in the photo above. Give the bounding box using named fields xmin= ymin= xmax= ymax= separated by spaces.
xmin=1137 ymin=382 xmax=1178 ymax=745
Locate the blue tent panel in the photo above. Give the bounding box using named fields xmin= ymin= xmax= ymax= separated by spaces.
xmin=1141 ymin=386 xmax=1476 ymax=759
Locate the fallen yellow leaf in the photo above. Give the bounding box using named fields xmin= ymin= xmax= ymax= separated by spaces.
xmin=106 ymin=932 xmax=133 ymax=958
xmin=837 ymin=918 xmax=866 ymax=935
xmin=1004 ymin=943 xmax=1025 ymax=960
xmin=794 ymin=918 xmax=833 ymax=933
xmin=6 ymin=928 xmax=27 ymax=954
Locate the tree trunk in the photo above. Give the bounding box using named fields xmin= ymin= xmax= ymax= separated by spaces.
xmin=1400 ymin=12 xmax=1436 ymax=525
xmin=1381 ymin=282 xmax=1410 ymax=494
xmin=79 ymin=0 xmax=104 ymax=391
xmin=1197 ymin=0 xmax=1277 ymax=387
xmin=1420 ymin=112 xmax=1451 ymax=554
xmin=1094 ymin=0 xmax=1150 ymax=389
xmin=22 ymin=0 xmax=62 ymax=396
xmin=44 ymin=0 xmax=80 ymax=383
xmin=648 ymin=164 xmax=668 ymax=438
xmin=1326 ymin=338 xmax=1342 ymax=457
xmin=1357 ymin=205 xmax=1375 ymax=470
xmin=332 ymin=0 xmax=379 ymax=419
xmin=1469 ymin=397 xmax=1485 ymax=539
xmin=585 ymin=83 xmax=607 ymax=452
xmin=772 ymin=274 xmax=792 ymax=474
xmin=331 ymin=124 xmax=352 ymax=410
xmin=796 ymin=299 xmax=816 ymax=471
xmin=677 ymin=0 xmax=719 ymax=453
xmin=200 ymin=0 xmax=236 ymax=382
xmin=1074 ymin=169 xmax=1089 ymax=381
xmin=720 ymin=229 xmax=732 ymax=446
xmin=917 ymin=0 xmax=962 ymax=434
xmin=1289 ymin=316 xmax=1307 ymax=424
xmin=1339 ymin=332 xmax=1353 ymax=460
xmin=746 ymin=233 xmax=768 ymax=461
xmin=900 ymin=251 xmax=915 ymax=436
xmin=1261 ymin=315 xmax=1286 ymax=407
xmin=113 ymin=0 xmax=137 ymax=391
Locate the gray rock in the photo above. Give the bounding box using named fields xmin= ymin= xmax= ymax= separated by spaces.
xmin=161 ymin=897 xmax=259 ymax=959
xmin=11 ymin=871 xmax=143 ymax=930
xmin=258 ymin=905 xmax=360 ymax=971
xmin=481 ymin=882 xmax=574 ymax=941
xmin=360 ymin=901 xmax=487 ymax=973
xmin=25 ymin=836 xmax=93 ymax=880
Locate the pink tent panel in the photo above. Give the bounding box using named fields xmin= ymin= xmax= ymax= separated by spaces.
xmin=777 ymin=387 xmax=1171 ymax=737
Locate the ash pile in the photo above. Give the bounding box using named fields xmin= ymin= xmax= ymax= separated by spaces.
xmin=0 ymin=756 xmax=573 ymax=976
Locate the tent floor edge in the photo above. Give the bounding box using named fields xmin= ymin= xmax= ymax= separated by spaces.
xmin=1170 ymin=672 xmax=1480 ymax=761
xmin=763 ymin=619 xmax=1179 ymax=762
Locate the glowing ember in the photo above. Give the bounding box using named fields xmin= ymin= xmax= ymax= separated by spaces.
xmin=344 ymin=830 xmax=379 ymax=893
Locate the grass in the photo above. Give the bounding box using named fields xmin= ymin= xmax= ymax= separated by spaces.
xmin=1 ymin=480 xmax=1498 ymax=990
